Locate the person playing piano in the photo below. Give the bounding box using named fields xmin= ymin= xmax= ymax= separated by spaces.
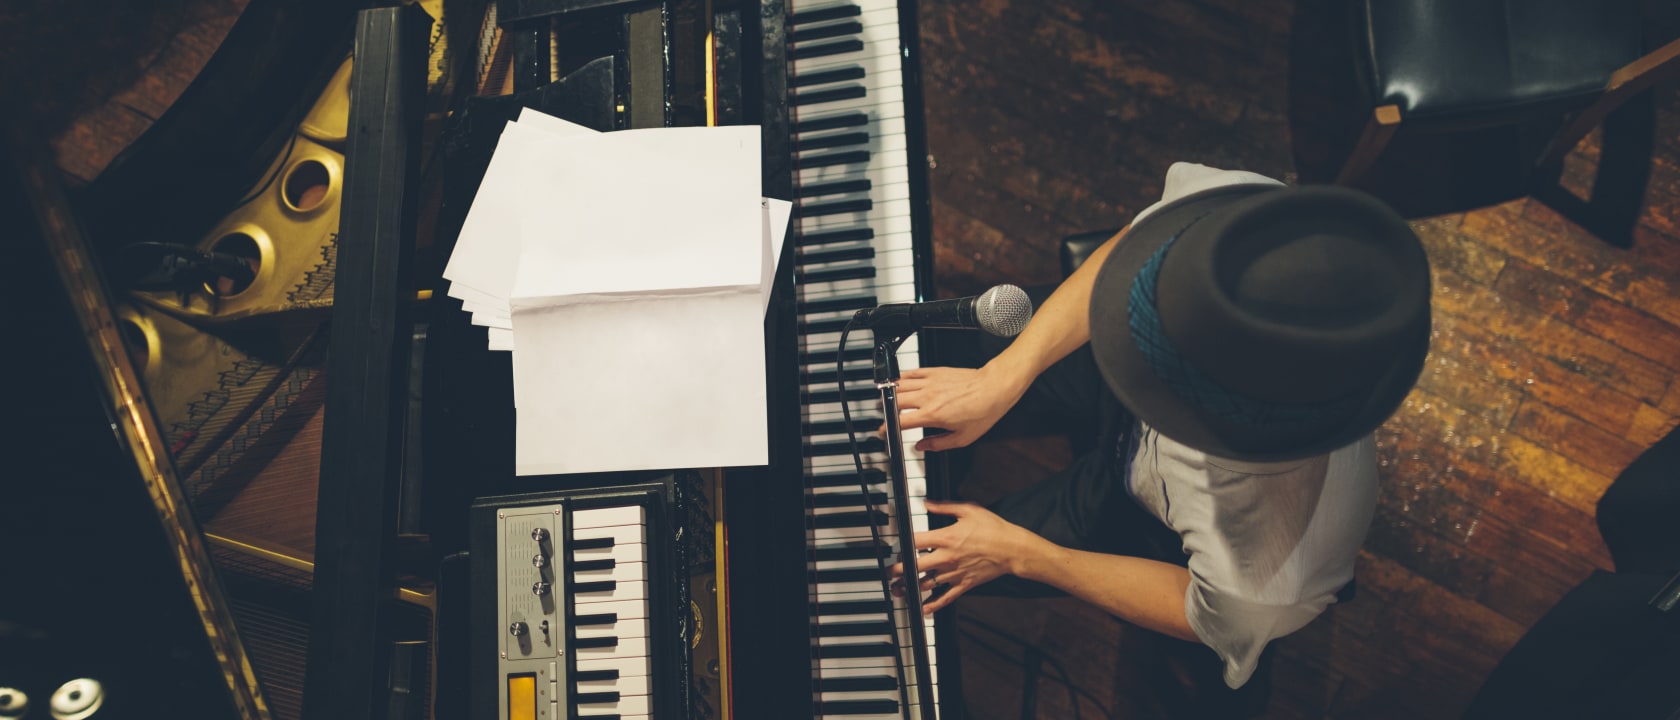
xmin=891 ymin=162 xmax=1431 ymax=712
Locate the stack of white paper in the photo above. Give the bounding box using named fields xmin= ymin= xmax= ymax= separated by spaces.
xmin=442 ymin=109 xmax=792 ymax=476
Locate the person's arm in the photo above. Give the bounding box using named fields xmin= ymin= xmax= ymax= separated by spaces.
xmin=897 ymin=226 xmax=1129 ymax=451
xmin=897 ymin=500 xmax=1197 ymax=642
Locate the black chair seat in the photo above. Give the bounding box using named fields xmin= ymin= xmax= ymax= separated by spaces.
xmin=1356 ymin=0 xmax=1643 ymax=127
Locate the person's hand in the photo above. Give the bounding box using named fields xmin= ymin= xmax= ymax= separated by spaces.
xmin=890 ymin=500 xmax=1041 ymax=614
xmin=897 ymin=365 xmax=1024 ymax=452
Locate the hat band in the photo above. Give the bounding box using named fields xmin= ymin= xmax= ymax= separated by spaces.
xmin=1126 ymin=222 xmax=1365 ymax=430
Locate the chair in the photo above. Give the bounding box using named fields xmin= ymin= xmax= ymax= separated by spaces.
xmin=1334 ymin=0 xmax=1680 ymax=242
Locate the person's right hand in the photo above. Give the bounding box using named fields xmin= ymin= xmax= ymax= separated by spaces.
xmin=896 ymin=364 xmax=1024 ymax=452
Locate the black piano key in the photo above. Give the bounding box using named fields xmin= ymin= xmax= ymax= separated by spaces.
xmin=798 ymin=265 xmax=877 ymax=284
xmin=791 ymin=66 xmax=867 ymax=88
xmin=571 ymin=536 xmax=614 ymax=550
xmin=799 ymin=370 xmax=880 ymax=392
xmin=794 ymin=112 xmax=869 ymax=134
xmin=809 ymin=510 xmax=888 ymax=530
xmin=806 ymin=437 xmax=886 ymax=459
xmin=815 ymin=567 xmax=888 ymax=584
xmin=799 ymin=245 xmax=880 ymax=265
xmin=789 ymin=4 xmax=861 ymax=25
xmin=799 ymin=150 xmax=870 ymax=169
xmin=572 ymin=636 xmax=619 ymax=650
xmin=575 ymin=691 xmax=621 ymax=704
xmin=797 ymin=227 xmax=874 ymax=247
xmin=812 ymin=598 xmax=892 ymax=617
xmin=819 ymin=699 xmax=901 ymax=715
xmin=798 ymin=317 xmax=853 ymax=335
xmin=573 ymin=612 xmax=618 ymax=626
xmin=791 ymin=39 xmax=865 ymax=61
xmin=574 ymin=669 xmax=619 ymax=683
xmin=799 ymin=394 xmax=876 ymax=419
xmin=801 ymin=387 xmax=880 ymax=407
xmin=791 ymin=21 xmax=862 ymax=44
xmin=801 ymin=346 xmax=873 ymax=366
xmin=815 ymin=620 xmax=895 ymax=639
xmin=793 ymin=199 xmax=872 ymax=219
xmin=810 ymin=543 xmax=893 ymax=562
xmin=800 ymin=294 xmax=876 ymax=315
xmin=812 ymin=642 xmax=896 ymax=659
xmin=572 ymin=580 xmax=617 ymax=594
xmin=793 ymin=85 xmax=867 ymax=107
xmin=571 ymin=558 xmax=615 ymax=572
xmin=796 ymin=132 xmax=871 ymax=154
xmin=819 ymin=675 xmax=900 ymax=693
xmin=797 ymin=178 xmax=871 ymax=196
xmin=807 ymin=469 xmax=887 ymax=489
xmin=810 ymin=491 xmax=888 ymax=510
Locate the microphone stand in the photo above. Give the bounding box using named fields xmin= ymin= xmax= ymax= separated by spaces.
xmin=871 ymin=327 xmax=939 ymax=720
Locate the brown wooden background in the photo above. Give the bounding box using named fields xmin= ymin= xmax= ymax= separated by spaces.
xmin=7 ymin=0 xmax=1680 ymax=717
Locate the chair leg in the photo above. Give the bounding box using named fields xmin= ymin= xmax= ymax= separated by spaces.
xmin=1336 ymin=104 xmax=1401 ymax=186
xmin=1538 ymin=36 xmax=1680 ymax=170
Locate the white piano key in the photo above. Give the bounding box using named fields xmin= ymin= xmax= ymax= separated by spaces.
xmin=577 ymin=694 xmax=649 ymax=716
xmin=577 ymin=674 xmax=650 ymax=696
xmin=790 ymin=162 xmax=910 ymax=191
xmin=572 ymin=506 xmax=645 ymax=529
xmin=574 ymin=579 xmax=646 ymax=604
xmin=812 ymin=513 xmax=929 ymax=543
xmin=574 ymin=617 xmax=648 ymax=640
xmin=573 ymin=598 xmax=646 ymax=620
xmin=576 ymin=655 xmax=651 ymax=677
xmin=797 ymin=209 xmax=915 ymax=239
xmin=571 ymin=524 xmax=644 ymax=545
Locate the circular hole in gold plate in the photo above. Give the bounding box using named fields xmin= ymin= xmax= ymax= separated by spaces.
xmin=206 ymin=232 xmax=261 ymax=297
xmin=283 ymin=158 xmax=332 ymax=212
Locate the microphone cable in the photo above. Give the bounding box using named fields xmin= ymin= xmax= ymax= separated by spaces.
xmin=835 ymin=317 xmax=915 ymax=720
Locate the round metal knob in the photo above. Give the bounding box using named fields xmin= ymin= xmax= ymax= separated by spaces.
xmin=532 ymin=581 xmax=552 ymax=596
xmin=531 ymin=553 xmax=547 ymax=568
xmin=530 ymin=527 xmax=549 ymax=543
xmin=509 ymin=621 xmax=528 ymax=637
xmin=50 ymin=679 xmax=103 ymax=720
xmin=0 ymin=687 xmax=29 ymax=720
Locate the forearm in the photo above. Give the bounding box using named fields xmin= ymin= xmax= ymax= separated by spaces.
xmin=983 ymin=227 xmax=1127 ymax=393
xmin=1013 ymin=534 xmax=1199 ymax=642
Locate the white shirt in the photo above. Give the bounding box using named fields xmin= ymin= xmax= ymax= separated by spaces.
xmin=1124 ymin=162 xmax=1380 ymax=688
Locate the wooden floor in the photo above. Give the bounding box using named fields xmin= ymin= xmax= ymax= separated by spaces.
xmin=918 ymin=1 xmax=1680 ymax=718
xmin=11 ymin=0 xmax=1680 ymax=718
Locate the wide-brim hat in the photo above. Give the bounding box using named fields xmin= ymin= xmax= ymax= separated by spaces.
xmin=1089 ymin=183 xmax=1432 ymax=462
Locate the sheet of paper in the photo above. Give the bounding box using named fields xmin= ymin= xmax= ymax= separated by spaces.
xmin=510 ymin=125 xmax=762 ymax=300
xmin=511 ymin=287 xmax=766 ymax=474
xmin=443 ymin=116 xmax=600 ymax=306
xmin=763 ymin=197 xmax=792 ymax=315
xmin=487 ymin=327 xmax=514 ymax=352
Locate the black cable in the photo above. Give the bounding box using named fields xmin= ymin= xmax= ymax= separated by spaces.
xmin=836 ymin=318 xmax=914 ymax=720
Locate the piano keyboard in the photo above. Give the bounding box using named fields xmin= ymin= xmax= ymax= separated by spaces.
xmin=789 ymin=2 xmax=941 ymax=718
xmin=481 ymin=499 xmax=661 ymax=720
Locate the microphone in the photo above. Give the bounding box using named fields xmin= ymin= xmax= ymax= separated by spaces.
xmin=855 ymin=284 xmax=1033 ymax=338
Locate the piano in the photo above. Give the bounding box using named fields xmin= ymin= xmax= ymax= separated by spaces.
xmin=24 ymin=0 xmax=965 ymax=717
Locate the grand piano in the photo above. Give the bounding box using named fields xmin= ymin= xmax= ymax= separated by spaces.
xmin=9 ymin=0 xmax=964 ymax=717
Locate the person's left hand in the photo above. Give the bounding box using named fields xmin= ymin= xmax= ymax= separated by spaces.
xmin=890 ymin=500 xmax=1042 ymax=614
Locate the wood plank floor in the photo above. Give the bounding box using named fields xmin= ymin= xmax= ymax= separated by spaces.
xmin=11 ymin=0 xmax=1680 ymax=718
xmin=918 ymin=1 xmax=1680 ymax=718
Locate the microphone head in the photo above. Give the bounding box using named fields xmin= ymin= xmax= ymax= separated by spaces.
xmin=976 ymin=284 xmax=1032 ymax=337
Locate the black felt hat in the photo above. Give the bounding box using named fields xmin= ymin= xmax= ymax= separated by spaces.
xmin=1088 ymin=183 xmax=1432 ymax=462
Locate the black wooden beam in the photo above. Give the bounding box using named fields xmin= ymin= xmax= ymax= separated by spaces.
xmin=303 ymin=5 xmax=432 ymax=719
